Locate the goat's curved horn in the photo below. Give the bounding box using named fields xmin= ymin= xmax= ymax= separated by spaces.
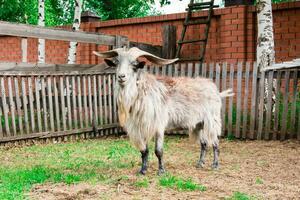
xmin=129 ymin=47 xmax=178 ymax=65
xmin=93 ymin=48 xmax=123 ymax=58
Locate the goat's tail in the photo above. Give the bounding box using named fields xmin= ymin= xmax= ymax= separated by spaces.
xmin=220 ymin=89 xmax=235 ymax=98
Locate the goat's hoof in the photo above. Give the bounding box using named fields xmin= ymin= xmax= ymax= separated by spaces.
xmin=196 ymin=161 xmax=205 ymax=168
xmin=211 ymin=162 xmax=219 ymax=170
xmin=157 ymin=168 xmax=166 ymax=176
xmin=138 ymin=169 xmax=147 ymax=175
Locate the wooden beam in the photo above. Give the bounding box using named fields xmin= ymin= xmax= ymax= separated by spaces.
xmin=129 ymin=41 xmax=162 ymax=57
xmin=263 ymin=58 xmax=300 ymax=71
xmin=0 ymin=21 xmax=128 ymax=46
xmin=162 ymin=25 xmax=176 ymax=59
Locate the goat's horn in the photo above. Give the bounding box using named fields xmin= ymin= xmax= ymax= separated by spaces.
xmin=129 ymin=47 xmax=178 ymax=65
xmin=93 ymin=48 xmax=123 ymax=58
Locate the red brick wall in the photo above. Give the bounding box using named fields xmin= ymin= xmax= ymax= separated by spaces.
xmin=0 ymin=2 xmax=299 ymax=64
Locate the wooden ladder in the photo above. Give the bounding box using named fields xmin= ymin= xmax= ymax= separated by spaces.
xmin=175 ymin=0 xmax=218 ymax=64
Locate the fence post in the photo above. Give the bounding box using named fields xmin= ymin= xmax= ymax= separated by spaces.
xmin=21 ymin=37 xmax=28 ymax=63
xmin=162 ymin=25 xmax=176 ymax=59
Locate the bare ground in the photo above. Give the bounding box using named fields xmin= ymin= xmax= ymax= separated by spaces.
xmin=29 ymin=138 xmax=300 ymax=200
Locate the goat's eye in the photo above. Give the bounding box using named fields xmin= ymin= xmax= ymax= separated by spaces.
xmin=113 ymin=59 xmax=119 ymax=65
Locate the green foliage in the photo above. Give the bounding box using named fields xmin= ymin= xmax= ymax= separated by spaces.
xmin=159 ymin=174 xmax=206 ymax=191
xmin=226 ymin=192 xmax=257 ymax=200
xmin=0 ymin=0 xmax=161 ymax=26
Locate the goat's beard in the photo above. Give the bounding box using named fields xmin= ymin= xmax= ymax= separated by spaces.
xmin=116 ymin=76 xmax=139 ymax=127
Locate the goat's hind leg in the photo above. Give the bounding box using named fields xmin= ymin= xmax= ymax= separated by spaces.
xmin=139 ymin=145 xmax=149 ymax=175
xmin=155 ymin=133 xmax=165 ymax=175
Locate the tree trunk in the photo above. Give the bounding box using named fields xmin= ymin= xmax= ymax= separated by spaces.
xmin=67 ymin=0 xmax=82 ymax=64
xmin=38 ymin=0 xmax=45 ymax=63
xmin=256 ymin=0 xmax=276 ymax=112
xmin=256 ymin=0 xmax=275 ymax=70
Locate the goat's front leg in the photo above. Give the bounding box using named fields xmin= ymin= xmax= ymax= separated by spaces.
xmin=155 ymin=133 xmax=165 ymax=175
xmin=212 ymin=144 xmax=220 ymax=169
xmin=196 ymin=142 xmax=207 ymax=168
xmin=139 ymin=145 xmax=149 ymax=175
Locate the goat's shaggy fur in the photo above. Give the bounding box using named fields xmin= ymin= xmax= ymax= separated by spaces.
xmin=117 ymin=73 xmax=227 ymax=150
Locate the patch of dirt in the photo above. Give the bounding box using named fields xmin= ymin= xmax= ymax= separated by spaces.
xmin=28 ymin=138 xmax=300 ymax=200
xmin=29 ymin=183 xmax=106 ymax=200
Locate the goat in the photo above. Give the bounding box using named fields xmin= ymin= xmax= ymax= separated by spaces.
xmin=93 ymin=47 xmax=234 ymax=175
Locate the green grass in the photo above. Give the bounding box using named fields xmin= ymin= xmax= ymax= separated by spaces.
xmin=159 ymin=173 xmax=206 ymax=192
xmin=134 ymin=177 xmax=149 ymax=188
xmin=0 ymin=137 xmax=199 ymax=199
xmin=255 ymin=177 xmax=263 ymax=184
xmin=226 ymin=191 xmax=257 ymax=200
xmin=0 ymin=138 xmax=141 ymax=199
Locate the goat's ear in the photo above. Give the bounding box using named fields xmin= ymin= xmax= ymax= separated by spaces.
xmin=137 ymin=61 xmax=146 ymax=69
xmin=104 ymin=59 xmax=116 ymax=67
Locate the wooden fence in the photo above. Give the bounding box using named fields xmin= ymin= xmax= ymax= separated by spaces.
xmin=0 ymin=62 xmax=299 ymax=143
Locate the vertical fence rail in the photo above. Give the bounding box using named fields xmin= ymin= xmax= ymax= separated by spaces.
xmin=0 ymin=64 xmax=299 ymax=142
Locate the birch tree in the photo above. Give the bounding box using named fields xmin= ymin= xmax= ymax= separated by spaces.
xmin=67 ymin=0 xmax=82 ymax=64
xmin=256 ymin=0 xmax=276 ymax=111
xmin=256 ymin=0 xmax=275 ymax=70
xmin=38 ymin=0 xmax=45 ymax=63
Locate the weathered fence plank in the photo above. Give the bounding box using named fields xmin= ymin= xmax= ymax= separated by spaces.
xmin=180 ymin=63 xmax=186 ymax=77
xmin=194 ymin=63 xmax=200 ymax=78
xmin=88 ymin=76 xmax=93 ymax=126
xmin=35 ymin=77 xmax=42 ymax=132
xmin=1 ymin=77 xmax=10 ymax=136
xmin=8 ymin=77 xmax=17 ymax=135
xmin=14 ymin=77 xmax=23 ymax=133
xmin=242 ymin=62 xmax=250 ymax=138
xmin=71 ymin=76 xmax=78 ymax=130
xmin=187 ymin=63 xmax=193 ymax=77
xmin=53 ymin=77 xmax=61 ymax=131
xmin=209 ymin=63 xmax=214 ymax=80
xmin=174 ymin=64 xmax=179 ymax=77
xmin=201 ymin=63 xmax=207 ymax=77
xmin=273 ymin=71 xmax=282 ymax=140
xmin=265 ymin=71 xmax=274 ymax=140
xmin=221 ymin=62 xmax=227 ymax=136
xmin=93 ymin=75 xmax=99 ymax=128
xmin=47 ymin=76 xmax=55 ymax=132
xmin=98 ymin=75 xmax=103 ymax=126
xmin=21 ymin=77 xmax=29 ymax=134
xmin=215 ymin=63 xmax=221 ymax=90
xmin=103 ymin=75 xmax=108 ymax=135
xmin=235 ymin=62 xmax=243 ymax=138
xmin=257 ymin=71 xmax=265 ymax=140
xmin=228 ymin=64 xmax=234 ymax=136
xmin=290 ymin=70 xmax=298 ymax=137
xmin=281 ymin=71 xmax=290 ymax=140
xmin=77 ymin=76 xmax=83 ymax=128
xmin=60 ymin=76 xmax=67 ymax=131
xmin=41 ymin=77 xmax=48 ymax=132
xmin=66 ymin=76 xmax=72 ymax=130
xmin=249 ymin=63 xmax=258 ymax=139
xmin=83 ymin=76 xmax=89 ymax=127
xmin=28 ymin=77 xmax=35 ymax=133
xmin=108 ymin=74 xmax=113 ymax=134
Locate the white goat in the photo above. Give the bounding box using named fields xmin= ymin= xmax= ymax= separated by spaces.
xmin=94 ymin=47 xmax=233 ymax=175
